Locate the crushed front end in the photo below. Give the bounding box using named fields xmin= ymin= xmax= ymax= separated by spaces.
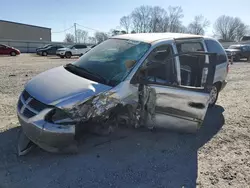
xmin=17 ymin=90 xmax=77 ymax=155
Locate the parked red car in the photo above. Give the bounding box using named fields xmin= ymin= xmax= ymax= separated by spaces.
xmin=0 ymin=44 xmax=21 ymax=56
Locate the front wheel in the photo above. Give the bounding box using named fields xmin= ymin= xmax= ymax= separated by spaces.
xmin=208 ymin=84 xmax=220 ymax=108
xmin=10 ymin=51 xmax=16 ymax=56
xmin=247 ymin=56 xmax=250 ymax=62
xmin=235 ymin=55 xmax=240 ymax=62
xmin=42 ymin=51 xmax=48 ymax=56
xmin=65 ymin=52 xmax=72 ymax=58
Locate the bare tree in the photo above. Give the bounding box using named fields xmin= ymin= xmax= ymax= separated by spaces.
xmin=168 ymin=6 xmax=184 ymax=32
xmin=88 ymin=37 xmax=96 ymax=44
xmin=178 ymin=25 xmax=188 ymax=33
xmin=149 ymin=6 xmax=167 ymax=32
xmin=110 ymin=29 xmax=127 ymax=36
xmin=127 ymin=5 xmax=185 ymax=33
xmin=214 ymin=15 xmax=249 ymax=41
xmin=121 ymin=30 xmax=127 ymax=34
xmin=76 ymin=29 xmax=88 ymax=43
xmin=110 ymin=29 xmax=120 ymax=36
xmin=64 ymin=33 xmax=75 ymax=43
xmin=120 ymin=16 xmax=131 ymax=33
xmin=131 ymin=5 xmax=152 ymax=33
xmin=94 ymin=32 xmax=109 ymax=43
xmin=187 ymin=15 xmax=210 ymax=35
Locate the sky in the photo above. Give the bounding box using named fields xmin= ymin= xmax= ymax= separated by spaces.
xmin=1 ymin=0 xmax=250 ymax=42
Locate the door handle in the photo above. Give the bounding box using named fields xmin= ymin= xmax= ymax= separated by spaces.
xmin=188 ymin=102 xmax=205 ymax=109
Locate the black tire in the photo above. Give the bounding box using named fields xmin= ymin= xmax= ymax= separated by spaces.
xmin=10 ymin=51 xmax=16 ymax=56
xmin=65 ymin=52 xmax=72 ymax=58
xmin=247 ymin=56 xmax=250 ymax=62
xmin=235 ymin=55 xmax=240 ymax=62
xmin=42 ymin=51 xmax=48 ymax=56
xmin=208 ymin=83 xmax=220 ymax=108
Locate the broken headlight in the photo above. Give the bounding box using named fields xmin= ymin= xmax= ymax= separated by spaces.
xmin=45 ymin=108 xmax=75 ymax=125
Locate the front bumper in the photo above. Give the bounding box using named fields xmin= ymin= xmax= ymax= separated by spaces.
xmin=17 ymin=109 xmax=76 ymax=153
xmin=56 ymin=51 xmax=66 ymax=56
xmin=36 ymin=51 xmax=43 ymax=55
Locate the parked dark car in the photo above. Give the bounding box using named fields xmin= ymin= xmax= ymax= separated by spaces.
xmin=225 ymin=44 xmax=250 ymax=61
xmin=240 ymin=36 xmax=250 ymax=41
xmin=0 ymin=44 xmax=20 ymax=56
xmin=37 ymin=45 xmax=65 ymax=56
xmin=36 ymin=44 xmax=53 ymax=53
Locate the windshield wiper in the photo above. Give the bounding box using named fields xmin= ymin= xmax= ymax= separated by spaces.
xmin=65 ymin=63 xmax=108 ymax=85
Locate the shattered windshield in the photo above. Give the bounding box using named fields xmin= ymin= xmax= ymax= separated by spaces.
xmin=72 ymin=38 xmax=151 ymax=86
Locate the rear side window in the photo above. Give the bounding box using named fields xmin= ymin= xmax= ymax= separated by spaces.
xmin=242 ymin=45 xmax=250 ymax=52
xmin=176 ymin=42 xmax=204 ymax=52
xmin=205 ymin=39 xmax=227 ymax=64
xmin=75 ymin=45 xmax=87 ymax=49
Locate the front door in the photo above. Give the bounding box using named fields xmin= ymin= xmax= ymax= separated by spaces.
xmin=47 ymin=46 xmax=57 ymax=55
xmin=242 ymin=46 xmax=250 ymax=58
xmin=134 ymin=41 xmax=216 ymax=132
xmin=0 ymin=45 xmax=8 ymax=55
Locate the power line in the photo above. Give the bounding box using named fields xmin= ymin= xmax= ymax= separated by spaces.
xmin=51 ymin=26 xmax=74 ymax=33
xmin=76 ymin=23 xmax=106 ymax=33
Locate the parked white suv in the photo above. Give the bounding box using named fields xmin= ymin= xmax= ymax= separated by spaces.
xmin=56 ymin=44 xmax=90 ymax=58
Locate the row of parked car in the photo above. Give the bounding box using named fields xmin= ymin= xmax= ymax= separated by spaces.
xmin=0 ymin=43 xmax=96 ymax=58
xmin=225 ymin=44 xmax=250 ymax=62
xmin=36 ymin=44 xmax=96 ymax=58
xmin=0 ymin=44 xmax=21 ymax=56
xmin=1 ymin=41 xmax=250 ymax=62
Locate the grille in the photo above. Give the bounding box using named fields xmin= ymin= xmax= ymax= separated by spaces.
xmin=18 ymin=90 xmax=49 ymax=119
xmin=22 ymin=90 xmax=30 ymax=101
xmin=23 ymin=108 xmax=36 ymax=118
xmin=17 ymin=99 xmax=23 ymax=110
xmin=28 ymin=98 xmax=48 ymax=112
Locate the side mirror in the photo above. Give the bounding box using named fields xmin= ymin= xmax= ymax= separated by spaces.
xmin=124 ymin=60 xmax=136 ymax=70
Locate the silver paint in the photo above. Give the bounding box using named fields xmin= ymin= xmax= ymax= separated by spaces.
xmin=17 ymin=36 xmax=227 ymax=155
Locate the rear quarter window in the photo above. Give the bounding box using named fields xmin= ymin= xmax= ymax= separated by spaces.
xmin=205 ymin=39 xmax=227 ymax=64
xmin=177 ymin=42 xmax=204 ymax=52
xmin=76 ymin=45 xmax=87 ymax=49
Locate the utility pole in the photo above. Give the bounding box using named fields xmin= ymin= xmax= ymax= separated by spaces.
xmin=74 ymin=23 xmax=77 ymax=43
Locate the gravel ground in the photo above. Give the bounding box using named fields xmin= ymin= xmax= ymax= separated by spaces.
xmin=0 ymin=54 xmax=249 ymax=188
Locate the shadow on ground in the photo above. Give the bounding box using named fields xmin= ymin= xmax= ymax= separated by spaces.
xmin=48 ymin=56 xmax=79 ymax=60
xmin=0 ymin=105 xmax=225 ymax=188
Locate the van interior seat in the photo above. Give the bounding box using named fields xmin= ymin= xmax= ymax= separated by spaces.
xmin=179 ymin=55 xmax=205 ymax=87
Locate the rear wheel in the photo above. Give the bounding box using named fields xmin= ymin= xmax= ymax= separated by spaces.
xmin=235 ymin=55 xmax=240 ymax=62
xmin=247 ymin=56 xmax=250 ymax=62
xmin=42 ymin=51 xmax=48 ymax=56
xmin=10 ymin=51 xmax=16 ymax=56
xmin=208 ymin=83 xmax=220 ymax=108
xmin=65 ymin=52 xmax=72 ymax=58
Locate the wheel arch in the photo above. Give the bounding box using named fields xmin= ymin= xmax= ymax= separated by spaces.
xmin=214 ymin=81 xmax=222 ymax=91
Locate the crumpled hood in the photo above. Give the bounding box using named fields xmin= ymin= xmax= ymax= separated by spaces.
xmin=25 ymin=66 xmax=112 ymax=105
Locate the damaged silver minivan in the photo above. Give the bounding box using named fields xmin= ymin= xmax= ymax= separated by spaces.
xmin=17 ymin=33 xmax=228 ymax=155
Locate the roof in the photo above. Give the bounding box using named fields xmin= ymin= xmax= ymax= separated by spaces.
xmin=0 ymin=20 xmax=51 ymax=30
xmin=112 ymin=33 xmax=204 ymax=43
